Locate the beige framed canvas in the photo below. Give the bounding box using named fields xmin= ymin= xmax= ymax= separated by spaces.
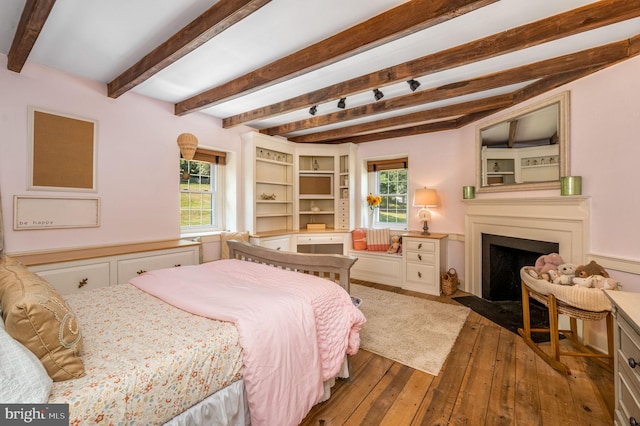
xmin=28 ymin=107 xmax=98 ymax=192
xmin=14 ymin=196 xmax=100 ymax=230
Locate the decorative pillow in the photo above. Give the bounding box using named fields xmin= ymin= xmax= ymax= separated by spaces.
xmin=0 ymin=317 xmax=53 ymax=402
xmin=366 ymin=228 xmax=390 ymax=252
xmin=0 ymin=256 xmax=85 ymax=381
xmin=351 ymin=229 xmax=367 ymax=250
xmin=220 ymin=231 xmax=250 ymax=259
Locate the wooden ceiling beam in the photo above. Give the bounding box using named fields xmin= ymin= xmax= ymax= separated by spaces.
xmin=288 ymin=94 xmax=514 ymax=143
xmin=224 ymin=0 xmax=640 ymax=128
xmin=174 ymin=0 xmax=497 ymax=115
xmin=107 ymin=0 xmax=272 ymax=98
xmin=259 ymin=40 xmax=633 ymax=136
xmin=7 ymin=0 xmax=56 ymax=73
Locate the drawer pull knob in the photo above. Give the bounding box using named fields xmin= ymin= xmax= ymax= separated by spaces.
xmin=630 ymin=416 xmax=638 ymax=426
xmin=418 ymin=254 xmax=422 ymax=261
xmin=418 ymin=271 xmax=422 ymax=278
xmin=78 ymin=278 xmax=88 ymax=288
xmin=629 ymin=357 xmax=638 ymax=369
xmin=174 ymin=264 xmax=181 ymax=267
xmin=276 ymin=246 xmax=281 ymax=251
xmin=418 ymin=243 xmax=423 ymax=249
xmin=137 ymin=270 xmax=147 ymax=275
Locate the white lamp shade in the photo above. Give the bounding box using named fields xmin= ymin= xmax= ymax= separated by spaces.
xmin=414 ymin=187 xmax=438 ymax=207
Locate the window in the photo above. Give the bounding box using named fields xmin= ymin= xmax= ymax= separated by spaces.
xmin=367 ymin=157 xmax=408 ymax=228
xmin=180 ymin=148 xmax=226 ymax=233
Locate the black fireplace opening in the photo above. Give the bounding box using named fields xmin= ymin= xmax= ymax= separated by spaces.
xmin=482 ymin=234 xmax=559 ymax=301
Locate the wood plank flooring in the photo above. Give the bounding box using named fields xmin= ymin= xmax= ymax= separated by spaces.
xmin=301 ymin=280 xmax=614 ymax=426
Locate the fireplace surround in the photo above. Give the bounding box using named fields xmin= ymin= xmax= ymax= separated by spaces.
xmin=464 ymin=196 xmax=590 ymax=298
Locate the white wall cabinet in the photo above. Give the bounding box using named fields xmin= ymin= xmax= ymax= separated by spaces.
xmin=14 ymin=240 xmax=200 ymax=295
xmin=242 ymin=131 xmax=356 ymax=234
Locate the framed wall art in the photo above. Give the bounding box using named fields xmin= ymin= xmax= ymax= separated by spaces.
xmin=28 ymin=107 xmax=98 ymax=192
xmin=14 ymin=196 xmax=100 ymax=230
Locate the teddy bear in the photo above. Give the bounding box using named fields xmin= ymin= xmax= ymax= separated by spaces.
xmin=534 ymin=253 xmax=564 ymax=274
xmin=574 ymin=260 xmax=609 ymax=278
xmin=387 ymin=235 xmax=401 ymax=254
xmin=557 ymin=263 xmax=577 ymax=276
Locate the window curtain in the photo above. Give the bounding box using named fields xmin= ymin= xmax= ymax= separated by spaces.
xmin=366 ymin=157 xmax=408 ymax=172
xmin=192 ymin=148 xmax=227 ymax=165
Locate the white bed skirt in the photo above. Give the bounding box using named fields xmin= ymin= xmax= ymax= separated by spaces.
xmin=164 ymin=380 xmax=250 ymax=426
xmin=165 ymin=357 xmax=350 ymax=425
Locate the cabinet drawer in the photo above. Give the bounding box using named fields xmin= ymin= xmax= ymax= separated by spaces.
xmin=33 ymin=263 xmax=110 ymax=295
xmin=405 ymin=263 xmax=436 ymax=285
xmin=257 ymin=237 xmax=291 ymax=252
xmin=404 ymin=239 xmax=435 ymax=253
xmin=617 ymin=367 xmax=640 ymax=426
xmin=297 ymin=235 xmax=342 ymax=244
xmin=405 ymin=250 xmax=435 ymax=265
xmin=619 ymin=315 xmax=640 ymax=383
xmin=117 ymin=251 xmax=196 ymax=284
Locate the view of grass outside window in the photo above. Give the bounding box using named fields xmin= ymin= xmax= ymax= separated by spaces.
xmin=376 ymin=168 xmax=408 ymax=226
xmin=180 ymin=159 xmax=216 ymax=229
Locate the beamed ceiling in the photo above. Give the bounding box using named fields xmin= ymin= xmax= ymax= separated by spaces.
xmin=2 ymin=0 xmax=640 ymax=144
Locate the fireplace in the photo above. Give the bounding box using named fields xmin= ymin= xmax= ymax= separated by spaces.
xmin=464 ymin=196 xmax=590 ymax=298
xmin=482 ymin=234 xmax=559 ymax=301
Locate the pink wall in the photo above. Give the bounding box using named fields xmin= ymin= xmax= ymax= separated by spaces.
xmin=357 ymin=55 xmax=640 ymax=291
xmin=0 ymin=55 xmax=250 ymax=253
xmin=2 ymin=52 xmax=639 ymax=290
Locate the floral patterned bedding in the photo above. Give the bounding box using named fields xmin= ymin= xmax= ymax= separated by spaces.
xmin=48 ymin=284 xmax=244 ymax=425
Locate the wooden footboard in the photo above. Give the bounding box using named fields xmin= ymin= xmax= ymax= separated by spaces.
xmin=226 ymin=240 xmax=357 ymax=292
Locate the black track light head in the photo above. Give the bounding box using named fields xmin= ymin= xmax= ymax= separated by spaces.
xmin=337 ymin=98 xmax=346 ymax=109
xmin=407 ymin=79 xmax=421 ymax=92
xmin=309 ymin=105 xmax=317 ymax=115
xmin=373 ymin=89 xmax=384 ymax=101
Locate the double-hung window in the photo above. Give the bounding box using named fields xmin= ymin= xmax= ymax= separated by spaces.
xmin=180 ymin=148 xmax=226 ymax=233
xmin=367 ymin=157 xmax=408 ymax=229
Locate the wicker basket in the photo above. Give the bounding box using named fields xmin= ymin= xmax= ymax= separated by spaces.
xmin=441 ymin=268 xmax=458 ymax=296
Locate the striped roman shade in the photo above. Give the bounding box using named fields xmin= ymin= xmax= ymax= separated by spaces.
xmin=366 ymin=228 xmax=390 ymax=252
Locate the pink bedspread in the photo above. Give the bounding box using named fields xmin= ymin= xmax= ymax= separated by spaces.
xmin=129 ymin=259 xmax=365 ymax=426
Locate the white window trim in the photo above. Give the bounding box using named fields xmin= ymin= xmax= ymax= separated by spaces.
xmin=367 ymin=171 xmax=408 ymax=231
xmin=180 ymin=160 xmax=225 ymax=235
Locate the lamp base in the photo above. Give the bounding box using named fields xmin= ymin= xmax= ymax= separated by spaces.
xmin=421 ymin=221 xmax=430 ymax=235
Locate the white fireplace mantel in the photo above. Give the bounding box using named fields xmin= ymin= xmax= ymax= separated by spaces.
xmin=464 ymin=196 xmax=590 ymax=297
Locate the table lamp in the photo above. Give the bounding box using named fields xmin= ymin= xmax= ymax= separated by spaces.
xmin=414 ymin=187 xmax=438 ymax=235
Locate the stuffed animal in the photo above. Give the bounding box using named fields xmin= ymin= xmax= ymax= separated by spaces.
xmin=557 ymin=263 xmax=577 ymax=276
xmin=548 ymin=269 xmax=573 ymax=285
xmin=534 ymin=253 xmax=564 ymax=274
xmin=575 ymin=260 xmax=610 ymax=278
xmin=573 ymin=275 xmax=619 ymax=290
xmin=387 ymin=235 xmax=401 ymax=254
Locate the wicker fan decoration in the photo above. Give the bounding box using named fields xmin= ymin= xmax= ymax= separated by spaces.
xmin=177 ymin=133 xmax=198 ymax=160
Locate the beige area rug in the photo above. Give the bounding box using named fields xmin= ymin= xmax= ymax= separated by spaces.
xmin=351 ymin=284 xmax=470 ymax=376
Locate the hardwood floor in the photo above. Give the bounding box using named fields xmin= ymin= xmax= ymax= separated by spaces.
xmin=301 ymin=280 xmax=614 ymax=426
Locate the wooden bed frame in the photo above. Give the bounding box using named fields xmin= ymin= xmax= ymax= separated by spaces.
xmin=227 ymin=240 xmax=358 ymax=293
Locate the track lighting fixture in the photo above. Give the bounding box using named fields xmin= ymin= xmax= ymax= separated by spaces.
xmin=337 ymin=98 xmax=346 ymax=109
xmin=407 ymin=79 xmax=421 ymax=92
xmin=373 ymin=89 xmax=384 ymax=101
xmin=309 ymin=105 xmax=317 ymax=115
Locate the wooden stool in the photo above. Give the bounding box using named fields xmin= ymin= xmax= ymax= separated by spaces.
xmin=518 ymin=281 xmax=614 ymax=375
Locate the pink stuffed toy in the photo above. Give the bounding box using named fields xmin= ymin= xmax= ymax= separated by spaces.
xmin=534 ymin=252 xmax=564 ymax=274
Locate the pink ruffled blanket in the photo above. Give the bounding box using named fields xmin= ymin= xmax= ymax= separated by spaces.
xmin=130 ymin=259 xmax=365 ymax=426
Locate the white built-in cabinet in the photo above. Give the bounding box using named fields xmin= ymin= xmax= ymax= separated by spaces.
xmin=12 ymin=240 xmax=200 ymax=295
xmin=242 ymin=131 xmax=356 ymax=234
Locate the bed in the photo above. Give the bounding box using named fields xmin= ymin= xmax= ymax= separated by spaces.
xmin=0 ymin=240 xmax=365 ymax=426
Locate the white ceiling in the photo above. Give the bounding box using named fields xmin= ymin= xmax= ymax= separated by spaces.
xmin=2 ymin=0 xmax=639 ymax=142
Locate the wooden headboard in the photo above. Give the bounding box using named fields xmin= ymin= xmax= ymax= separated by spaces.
xmin=226 ymin=240 xmax=357 ymax=293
